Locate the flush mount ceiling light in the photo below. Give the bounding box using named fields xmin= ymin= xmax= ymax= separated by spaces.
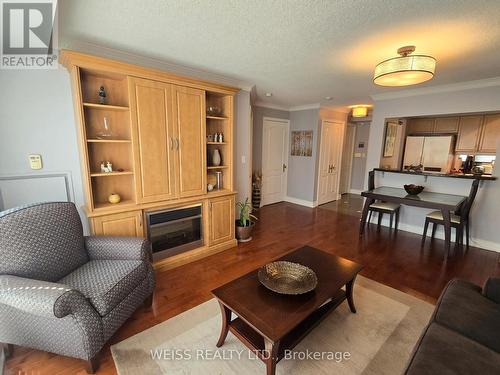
xmin=350 ymin=105 xmax=370 ymax=118
xmin=373 ymin=46 xmax=436 ymax=87
xmin=324 ymin=96 xmax=333 ymax=100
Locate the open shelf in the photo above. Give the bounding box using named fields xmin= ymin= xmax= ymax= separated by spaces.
xmin=91 ymin=174 xmax=135 ymax=210
xmin=83 ymin=103 xmax=129 ymax=111
xmin=207 ymin=165 xmax=229 ymax=169
xmin=90 ymin=171 xmax=134 ymax=177
xmin=87 ymin=139 xmax=131 ymax=143
xmin=80 ymin=69 xmax=129 ymax=107
xmin=206 ymin=115 xmax=228 ymax=120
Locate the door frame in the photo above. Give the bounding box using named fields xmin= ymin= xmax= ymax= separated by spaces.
xmin=340 ymin=123 xmax=356 ymax=194
xmin=261 ymin=117 xmax=290 ymax=207
xmin=316 ymin=119 xmax=346 ymax=205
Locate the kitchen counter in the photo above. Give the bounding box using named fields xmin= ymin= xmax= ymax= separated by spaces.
xmin=374 ymin=168 xmax=497 ymax=181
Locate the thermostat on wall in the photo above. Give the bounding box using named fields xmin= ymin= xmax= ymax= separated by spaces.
xmin=29 ymin=154 xmax=43 ymax=170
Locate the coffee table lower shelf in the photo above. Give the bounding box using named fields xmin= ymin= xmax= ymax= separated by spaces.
xmin=226 ymin=289 xmax=346 ymax=363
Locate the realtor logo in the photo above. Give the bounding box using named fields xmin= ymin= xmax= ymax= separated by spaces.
xmin=1 ymin=0 xmax=58 ymax=69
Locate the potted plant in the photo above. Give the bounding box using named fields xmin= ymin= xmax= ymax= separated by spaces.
xmin=236 ymin=198 xmax=258 ymax=242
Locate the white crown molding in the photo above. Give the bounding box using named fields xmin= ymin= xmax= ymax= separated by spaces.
xmin=371 ymin=76 xmax=500 ymax=101
xmin=60 ymin=40 xmax=254 ymax=91
xmin=289 ymin=103 xmax=321 ymax=111
xmin=253 ymin=101 xmax=290 ymax=111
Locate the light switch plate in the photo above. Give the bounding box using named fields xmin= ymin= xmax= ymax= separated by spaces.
xmin=29 ymin=154 xmax=43 ymax=170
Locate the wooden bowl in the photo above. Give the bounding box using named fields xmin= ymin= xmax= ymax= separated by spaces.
xmin=258 ymin=261 xmax=317 ymax=295
xmin=404 ymin=184 xmax=424 ymax=195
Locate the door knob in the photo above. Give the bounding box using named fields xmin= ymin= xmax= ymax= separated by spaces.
xmin=282 ymin=164 xmax=287 ymax=172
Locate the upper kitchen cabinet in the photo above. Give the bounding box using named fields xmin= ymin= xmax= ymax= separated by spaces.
xmin=406 ymin=118 xmax=435 ymax=135
xmin=478 ymin=114 xmax=500 ymax=154
xmin=456 ymin=116 xmax=483 ymax=153
xmin=434 ymin=117 xmax=459 ymax=133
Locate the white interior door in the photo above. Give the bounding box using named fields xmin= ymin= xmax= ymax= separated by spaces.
xmin=339 ymin=124 xmax=356 ymax=194
xmin=318 ymin=120 xmax=345 ymax=205
xmin=261 ymin=118 xmax=289 ymax=206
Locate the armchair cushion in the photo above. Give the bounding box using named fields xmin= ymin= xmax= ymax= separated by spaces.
xmin=85 ymin=236 xmax=152 ymax=261
xmin=483 ymin=277 xmax=500 ymax=304
xmin=58 ymin=260 xmax=147 ymax=316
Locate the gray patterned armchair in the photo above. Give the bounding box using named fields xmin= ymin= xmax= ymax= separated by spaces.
xmin=0 ymin=202 xmax=155 ymax=373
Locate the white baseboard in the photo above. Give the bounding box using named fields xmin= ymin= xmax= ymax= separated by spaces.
xmin=284 ymin=196 xmax=318 ymax=208
xmin=372 ymin=216 xmax=500 ymax=253
xmin=349 ymin=189 xmax=363 ymax=195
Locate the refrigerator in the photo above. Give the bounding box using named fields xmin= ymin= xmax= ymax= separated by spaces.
xmin=403 ymin=135 xmax=455 ymax=173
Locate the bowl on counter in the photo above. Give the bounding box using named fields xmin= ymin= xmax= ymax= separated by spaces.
xmin=404 ymin=184 xmax=425 ymax=195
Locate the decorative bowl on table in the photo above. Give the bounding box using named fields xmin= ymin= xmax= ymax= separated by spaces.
xmin=258 ymin=261 xmax=317 ymax=295
xmin=404 ymin=184 xmax=425 ymax=195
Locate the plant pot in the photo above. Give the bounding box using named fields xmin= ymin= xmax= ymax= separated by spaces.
xmin=235 ymin=220 xmax=255 ymax=242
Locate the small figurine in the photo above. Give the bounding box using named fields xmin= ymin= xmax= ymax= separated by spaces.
xmin=100 ymin=161 xmax=113 ymax=173
xmin=98 ymin=86 xmax=107 ymax=105
xmin=219 ymin=132 xmax=224 ymax=143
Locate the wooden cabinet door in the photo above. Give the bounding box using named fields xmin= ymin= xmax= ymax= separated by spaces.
xmin=130 ymin=78 xmax=177 ymax=203
xmin=208 ymin=195 xmax=234 ymax=245
xmin=92 ymin=211 xmax=144 ymax=237
xmin=456 ymin=116 xmax=482 ymax=153
xmin=407 ymin=118 xmax=435 ymax=134
xmin=172 ymin=85 xmax=206 ymax=197
xmin=478 ymin=114 xmax=500 ymax=153
xmin=434 ymin=117 xmax=459 ymax=133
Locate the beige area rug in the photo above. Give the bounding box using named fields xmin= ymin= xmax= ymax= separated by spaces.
xmin=111 ymin=276 xmax=434 ymax=375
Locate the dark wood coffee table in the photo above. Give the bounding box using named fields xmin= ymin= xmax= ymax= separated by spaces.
xmin=212 ymin=246 xmax=363 ymax=375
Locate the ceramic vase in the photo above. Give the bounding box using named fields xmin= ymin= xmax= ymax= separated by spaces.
xmin=212 ymin=149 xmax=221 ymax=166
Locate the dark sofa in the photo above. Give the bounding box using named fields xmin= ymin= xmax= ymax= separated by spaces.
xmin=405 ymin=278 xmax=500 ymax=374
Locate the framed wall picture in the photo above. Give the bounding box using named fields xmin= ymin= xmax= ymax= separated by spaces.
xmin=383 ymin=122 xmax=398 ymax=157
xmin=291 ymin=130 xmax=313 ymax=157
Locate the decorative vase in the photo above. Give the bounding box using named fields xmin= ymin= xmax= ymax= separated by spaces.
xmin=108 ymin=193 xmax=121 ymax=204
xmin=212 ymin=149 xmax=221 ymax=166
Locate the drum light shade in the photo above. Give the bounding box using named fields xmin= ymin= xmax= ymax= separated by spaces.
xmin=373 ymin=46 xmax=436 ymax=87
xmin=352 ymin=106 xmax=368 ymax=117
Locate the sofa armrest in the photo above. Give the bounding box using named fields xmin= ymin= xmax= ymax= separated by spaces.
xmin=0 ymin=275 xmax=89 ymax=318
xmin=85 ymin=236 xmax=152 ymax=262
xmin=483 ymin=277 xmax=500 ymax=303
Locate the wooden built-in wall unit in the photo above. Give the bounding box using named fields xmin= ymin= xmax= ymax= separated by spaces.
xmin=61 ymin=50 xmax=238 ymax=271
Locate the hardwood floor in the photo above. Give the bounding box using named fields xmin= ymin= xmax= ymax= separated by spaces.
xmin=5 ymin=201 xmax=500 ymax=375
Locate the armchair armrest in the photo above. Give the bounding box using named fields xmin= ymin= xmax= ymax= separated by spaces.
xmin=85 ymin=236 xmax=152 ymax=261
xmin=483 ymin=277 xmax=500 ymax=303
xmin=0 ymin=275 xmax=89 ymax=318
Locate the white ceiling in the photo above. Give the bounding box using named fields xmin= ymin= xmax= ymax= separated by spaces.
xmin=59 ymin=0 xmax=500 ymax=109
